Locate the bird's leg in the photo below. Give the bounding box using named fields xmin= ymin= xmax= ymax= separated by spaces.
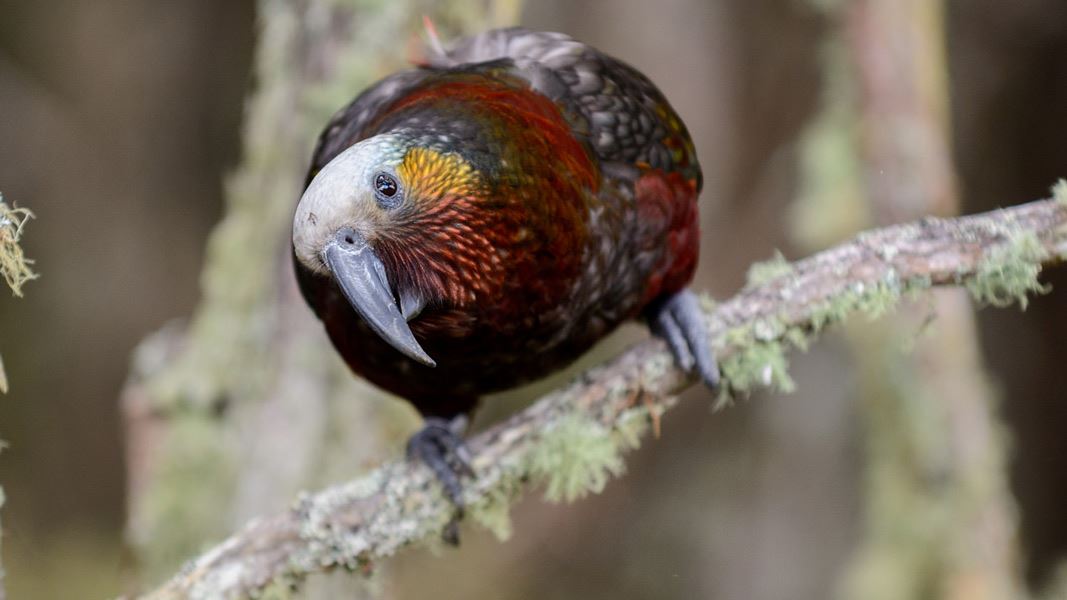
xmin=406 ymin=414 xmax=474 ymax=543
xmin=647 ymin=288 xmax=720 ymax=391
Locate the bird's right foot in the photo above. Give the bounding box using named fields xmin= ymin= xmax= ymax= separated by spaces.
xmin=406 ymin=416 xmax=474 ymax=543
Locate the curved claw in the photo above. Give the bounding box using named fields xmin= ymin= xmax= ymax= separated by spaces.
xmin=406 ymin=416 xmax=475 ymax=543
xmin=647 ymin=289 xmax=720 ymax=391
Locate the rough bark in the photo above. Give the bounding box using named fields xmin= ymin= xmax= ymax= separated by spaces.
xmin=141 ymin=195 xmax=1067 ymax=600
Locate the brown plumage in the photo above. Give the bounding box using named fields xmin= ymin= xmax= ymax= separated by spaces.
xmin=291 ymin=27 xmax=717 ymax=513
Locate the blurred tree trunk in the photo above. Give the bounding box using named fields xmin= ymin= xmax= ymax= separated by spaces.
xmin=119 ymin=0 xmax=519 ymax=595
xmin=947 ymin=0 xmax=1067 ymax=588
xmin=796 ymin=1 xmax=1024 ymax=598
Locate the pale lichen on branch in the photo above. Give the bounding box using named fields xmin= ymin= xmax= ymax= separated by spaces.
xmin=142 ymin=194 xmax=1067 ymax=600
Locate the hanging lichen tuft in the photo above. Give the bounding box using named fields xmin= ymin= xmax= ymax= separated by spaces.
xmin=0 ymin=194 xmax=36 ymax=298
xmin=0 ymin=192 xmax=37 ymax=394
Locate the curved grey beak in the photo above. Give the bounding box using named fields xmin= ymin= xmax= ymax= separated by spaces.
xmin=322 ymin=228 xmax=436 ymax=367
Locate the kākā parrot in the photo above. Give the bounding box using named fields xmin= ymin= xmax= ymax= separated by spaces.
xmin=292 ymin=27 xmax=718 ymax=515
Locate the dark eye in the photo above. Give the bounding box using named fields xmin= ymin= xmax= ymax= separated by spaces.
xmin=374 ymin=172 xmax=401 ymax=208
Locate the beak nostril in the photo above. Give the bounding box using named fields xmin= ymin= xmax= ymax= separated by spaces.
xmin=344 ymin=235 xmax=355 ymax=245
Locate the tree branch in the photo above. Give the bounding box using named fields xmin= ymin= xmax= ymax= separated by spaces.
xmin=142 ymin=195 xmax=1067 ymax=599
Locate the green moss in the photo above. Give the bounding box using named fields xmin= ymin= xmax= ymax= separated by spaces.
xmin=614 ymin=407 xmax=651 ymax=450
xmin=527 ymin=413 xmax=631 ymax=503
xmin=841 ymin=279 xmax=905 ymax=320
xmin=1053 ymin=179 xmax=1067 ymax=205
xmin=720 ymin=339 xmax=796 ymax=397
xmin=807 ymin=275 xmax=930 ymax=333
xmin=490 ymin=406 xmax=650 ymax=521
xmin=470 ymin=408 xmax=650 ymax=537
xmin=713 ymin=316 xmax=795 ymax=408
xmin=745 ymin=251 xmax=793 ymax=287
xmin=966 ymin=230 xmax=1050 ymax=309
xmin=469 ymin=485 xmax=517 ymax=541
xmin=713 ymin=271 xmax=934 ymax=408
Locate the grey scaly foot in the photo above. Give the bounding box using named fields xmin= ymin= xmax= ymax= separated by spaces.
xmin=406 ymin=415 xmax=474 ymax=544
xmin=647 ymin=288 xmax=720 ymax=390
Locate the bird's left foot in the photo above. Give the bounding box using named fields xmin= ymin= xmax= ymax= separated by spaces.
xmin=647 ymin=289 xmax=720 ymax=391
xmin=406 ymin=415 xmax=474 ymax=544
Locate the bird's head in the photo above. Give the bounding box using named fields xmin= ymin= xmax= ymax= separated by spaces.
xmin=292 ymin=132 xmax=496 ymax=368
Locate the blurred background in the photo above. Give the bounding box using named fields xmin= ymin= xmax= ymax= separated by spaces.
xmin=1 ymin=0 xmax=1066 ymax=598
